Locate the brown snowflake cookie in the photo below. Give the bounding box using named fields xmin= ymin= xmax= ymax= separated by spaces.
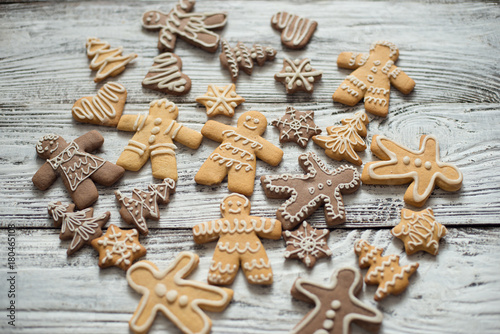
xmin=271 ymin=106 xmax=321 ymax=148
xmin=142 ymin=52 xmax=191 ymax=95
xmin=261 ymin=152 xmax=360 ymax=230
xmin=354 ymin=239 xmax=419 ymax=301
xmin=275 ymin=58 xmax=322 ymax=94
xmin=291 ymin=267 xmax=383 ymax=334
xmin=283 ymin=221 xmax=332 ymax=268
xmin=392 ymin=208 xmax=447 ymax=255
xmin=72 ymin=82 xmax=127 ymax=127
xmin=195 ymin=83 xmax=245 ymax=117
xmin=313 ymin=111 xmax=369 ymax=165
xmin=271 ymin=12 xmax=317 ymax=49
xmin=86 ymin=38 xmax=137 ymax=83
xmin=219 ymin=39 xmax=277 ymax=81
xmin=115 ymin=178 xmax=176 ymax=236
xmin=91 ymin=224 xmax=146 ymax=271
xmin=48 ymin=201 xmax=109 ymax=255
xmin=33 ymin=131 xmax=125 ymax=209
xmin=141 ymin=0 xmax=227 ymax=53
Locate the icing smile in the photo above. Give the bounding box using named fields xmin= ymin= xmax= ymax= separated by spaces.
xmin=243 ymin=122 xmax=258 ymax=130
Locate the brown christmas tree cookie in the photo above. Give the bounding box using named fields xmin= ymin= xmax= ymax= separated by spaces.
xmin=275 ymin=58 xmax=322 ymax=94
xmin=313 ymin=111 xmax=369 ymax=165
xmin=33 ymin=131 xmax=125 ymax=209
xmin=72 ymin=82 xmax=127 ymax=127
xmin=195 ymin=110 xmax=283 ymax=196
xmin=86 ymin=37 xmax=137 ymax=83
xmin=332 ymin=41 xmax=415 ymax=117
xmin=91 ymin=224 xmax=146 ymax=271
xmin=219 ymin=39 xmax=277 ymax=81
xmin=115 ymin=178 xmax=176 ymax=236
xmin=141 ymin=0 xmax=227 ymax=53
xmin=271 ymin=12 xmax=318 ymax=49
xmin=48 ymin=201 xmax=109 ymax=255
xmin=291 ymin=266 xmax=383 ymax=334
xmin=361 ymin=134 xmax=463 ymax=207
xmin=271 ymin=106 xmax=321 ymax=148
xmin=195 ymin=83 xmax=245 ymax=117
xmin=142 ymin=52 xmax=191 ymax=95
xmin=261 ymin=152 xmax=361 ymax=230
xmin=193 ymin=193 xmax=282 ymax=285
xmin=283 ymin=221 xmax=332 ymax=268
xmin=392 ymin=208 xmax=447 ymax=255
xmin=116 ymin=99 xmax=203 ymax=181
xmin=127 ymin=252 xmax=233 ymax=334
xmin=354 ymin=239 xmax=419 ymax=301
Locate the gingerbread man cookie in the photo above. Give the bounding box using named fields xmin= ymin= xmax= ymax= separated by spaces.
xmin=115 ymin=178 xmax=176 ymax=236
xmin=261 ymin=152 xmax=360 ymax=230
xmin=291 ymin=267 xmax=383 ymax=334
xmin=313 ymin=111 xmax=369 ymax=165
xmin=354 ymin=239 xmax=419 ymax=301
xmin=193 ymin=193 xmax=282 ymax=285
xmin=275 ymin=58 xmax=322 ymax=94
xmin=195 ymin=84 xmax=245 ymax=117
xmin=392 ymin=208 xmax=447 ymax=255
xmin=142 ymin=53 xmax=191 ymax=95
xmin=361 ymin=134 xmax=463 ymax=207
xmin=332 ymin=41 xmax=415 ymax=117
xmin=195 ymin=110 xmax=283 ymax=196
xmin=142 ymin=0 xmax=227 ymax=53
xmin=271 ymin=106 xmax=321 ymax=148
xmin=283 ymin=221 xmax=332 ymax=268
xmin=72 ymin=82 xmax=127 ymax=127
xmin=116 ymin=99 xmax=203 ymax=181
xmin=127 ymin=252 xmax=233 ymax=334
xmin=86 ymin=37 xmax=137 ymax=83
xmin=33 ymin=131 xmax=125 ymax=209
xmin=48 ymin=201 xmax=109 ymax=255
xmin=271 ymin=12 xmax=317 ymax=49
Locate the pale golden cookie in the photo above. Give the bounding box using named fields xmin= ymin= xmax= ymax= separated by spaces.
xmin=196 ymin=84 xmax=245 ymax=117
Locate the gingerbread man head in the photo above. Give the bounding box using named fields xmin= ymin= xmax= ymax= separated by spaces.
xmin=237 ymin=111 xmax=267 ymax=136
xmin=149 ymin=98 xmax=179 ymax=120
xmin=36 ymin=134 xmax=67 ymax=159
xmin=370 ymin=41 xmax=399 ymax=62
xmin=142 ymin=10 xmax=168 ymax=29
xmin=220 ymin=193 xmax=251 ymax=217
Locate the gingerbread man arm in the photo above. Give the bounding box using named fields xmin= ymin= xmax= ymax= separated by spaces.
xmin=117 ymin=114 xmax=143 ymax=132
xmin=172 ymin=125 xmax=203 ymax=149
xmin=337 ymin=52 xmax=368 ymax=70
xmin=74 ymin=130 xmax=104 ymax=152
xmin=254 ymin=137 xmax=284 ymax=166
xmin=33 ymin=162 xmax=58 ymax=190
xmin=386 ymin=65 xmax=415 ymax=95
xmin=201 ymin=120 xmax=234 ymax=143
xmin=192 ymin=219 xmax=223 ymax=244
xmin=250 ymin=216 xmax=282 ymax=240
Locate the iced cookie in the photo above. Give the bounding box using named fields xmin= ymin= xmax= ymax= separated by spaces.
xmin=142 ymin=53 xmax=191 ymax=95
xmin=193 ymin=193 xmax=282 ymax=285
xmin=275 ymin=58 xmax=322 ymax=94
xmin=283 ymin=221 xmax=332 ymax=268
xmin=271 ymin=12 xmax=317 ymax=49
xmin=272 ymin=106 xmax=321 ymax=148
xmin=196 ymin=84 xmax=245 ymax=117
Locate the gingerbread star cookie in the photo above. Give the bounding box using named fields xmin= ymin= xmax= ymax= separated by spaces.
xmin=361 ymin=134 xmax=463 ymax=207
xmin=291 ymin=267 xmax=383 ymax=334
xmin=283 ymin=221 xmax=332 ymax=268
xmin=275 ymin=58 xmax=322 ymax=94
xmin=196 ymin=84 xmax=245 ymax=117
xmin=271 ymin=106 xmax=321 ymax=148
xmin=127 ymin=252 xmax=233 ymax=334
xmin=392 ymin=208 xmax=447 ymax=255
xmin=72 ymin=82 xmax=127 ymax=127
xmin=261 ymin=152 xmax=360 ymax=230
xmin=354 ymin=239 xmax=419 ymax=301
xmin=271 ymin=12 xmax=318 ymax=49
xmin=193 ymin=193 xmax=282 ymax=285
xmin=142 ymin=52 xmax=191 ymax=95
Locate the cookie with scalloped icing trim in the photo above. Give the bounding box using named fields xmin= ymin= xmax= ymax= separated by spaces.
xmin=275 ymin=58 xmax=322 ymax=94
xmin=283 ymin=221 xmax=332 ymax=268
xmin=142 ymin=52 xmax=191 ymax=95
xmin=271 ymin=12 xmax=317 ymax=49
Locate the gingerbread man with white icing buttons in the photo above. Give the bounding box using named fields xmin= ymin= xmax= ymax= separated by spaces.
xmin=116 ymin=99 xmax=202 ymax=181
xmin=333 ymin=41 xmax=415 ymax=117
xmin=193 ymin=193 xmax=282 ymax=285
xmin=195 ymin=110 xmax=283 ymax=196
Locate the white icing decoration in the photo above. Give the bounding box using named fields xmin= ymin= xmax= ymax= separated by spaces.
xmin=86 ymin=37 xmax=136 ymax=81
xmin=364 ymin=96 xmax=387 ymax=106
xmin=271 ymin=12 xmax=316 ymax=46
xmin=275 ymin=58 xmax=322 ymax=91
xmin=98 ymin=226 xmax=143 ymax=266
xmin=425 ymin=161 xmax=432 ymax=170
xmin=72 ymin=82 xmax=126 ymax=123
xmin=222 ymin=130 xmax=264 ymax=150
xmin=367 ymin=86 xmax=389 ymax=95
xmin=142 ymin=53 xmax=188 ymax=93
xmin=370 ymin=40 xmax=399 ymax=59
xmin=272 ymin=107 xmax=321 ymax=147
xmin=345 ymin=75 xmax=367 ymax=90
xmin=414 ymin=158 xmax=422 ymax=167
xmin=284 ymin=222 xmax=331 ymax=266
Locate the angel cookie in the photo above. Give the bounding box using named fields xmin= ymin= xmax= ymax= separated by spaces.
xmin=261 ymin=152 xmax=360 ymax=230
xmin=332 ymin=41 xmax=415 ymax=117
xmin=193 ymin=193 xmax=282 ymax=285
xmin=195 ymin=110 xmax=283 ymax=196
xmin=361 ymin=135 xmax=463 ymax=207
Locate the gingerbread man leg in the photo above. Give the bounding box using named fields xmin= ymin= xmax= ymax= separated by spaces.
xmin=195 ymin=153 xmax=229 ymax=185
xmin=68 ymin=178 xmax=99 ymax=209
xmin=363 ymin=82 xmax=390 ymax=117
xmin=241 ymin=247 xmax=273 ymax=285
xmin=90 ymin=161 xmax=125 ymax=186
xmin=332 ymin=76 xmax=366 ymax=106
xmin=150 ymin=153 xmax=178 ymax=181
xmin=116 ymin=147 xmax=150 ymax=172
xmin=207 ymin=247 xmax=239 ymax=285
xmin=227 ymin=167 xmax=257 ymax=197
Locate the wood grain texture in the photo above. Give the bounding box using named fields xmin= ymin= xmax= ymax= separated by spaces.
xmin=0 ymin=0 xmax=499 ymax=333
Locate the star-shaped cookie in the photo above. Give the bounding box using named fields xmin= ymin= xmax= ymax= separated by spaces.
xmin=272 ymin=106 xmax=321 ymax=148
xmin=283 ymin=221 xmax=332 ymax=268
xmin=274 ymin=58 xmax=322 ymax=94
xmin=196 ymin=84 xmax=245 ymax=117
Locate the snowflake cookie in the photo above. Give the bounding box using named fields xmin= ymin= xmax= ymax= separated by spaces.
xmin=283 ymin=221 xmax=332 ymax=268
xmin=196 ymin=83 xmax=245 ymax=117
xmin=275 ymin=58 xmax=322 ymax=94
xmin=271 ymin=106 xmax=321 ymax=148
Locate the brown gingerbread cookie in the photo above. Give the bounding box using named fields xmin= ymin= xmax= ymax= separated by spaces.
xmin=271 ymin=12 xmax=317 ymax=49
xmin=261 ymin=152 xmax=360 ymax=230
xmin=275 ymin=58 xmax=322 ymax=94
xmin=33 ymin=131 xmax=125 ymax=209
xmin=141 ymin=0 xmax=227 ymax=53
xmin=142 ymin=52 xmax=191 ymax=95
xmin=283 ymin=221 xmax=332 ymax=268
xmin=195 ymin=84 xmax=245 ymax=117
xmin=48 ymin=201 xmax=109 ymax=255
xmin=271 ymin=106 xmax=321 ymax=148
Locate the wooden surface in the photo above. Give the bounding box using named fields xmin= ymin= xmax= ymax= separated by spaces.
xmin=0 ymin=0 xmax=499 ymax=333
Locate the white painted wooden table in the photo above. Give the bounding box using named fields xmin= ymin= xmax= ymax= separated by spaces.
xmin=1 ymin=1 xmax=499 ymax=333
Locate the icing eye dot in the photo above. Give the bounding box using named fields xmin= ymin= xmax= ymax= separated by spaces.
xmin=246 ymin=116 xmax=251 ymax=121
xmin=237 ymin=201 xmax=241 ymax=207
xmin=253 ymin=118 xmax=260 ymax=124
xmin=425 ymin=161 xmax=432 ymax=170
xmin=227 ymin=201 xmax=232 ymax=206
